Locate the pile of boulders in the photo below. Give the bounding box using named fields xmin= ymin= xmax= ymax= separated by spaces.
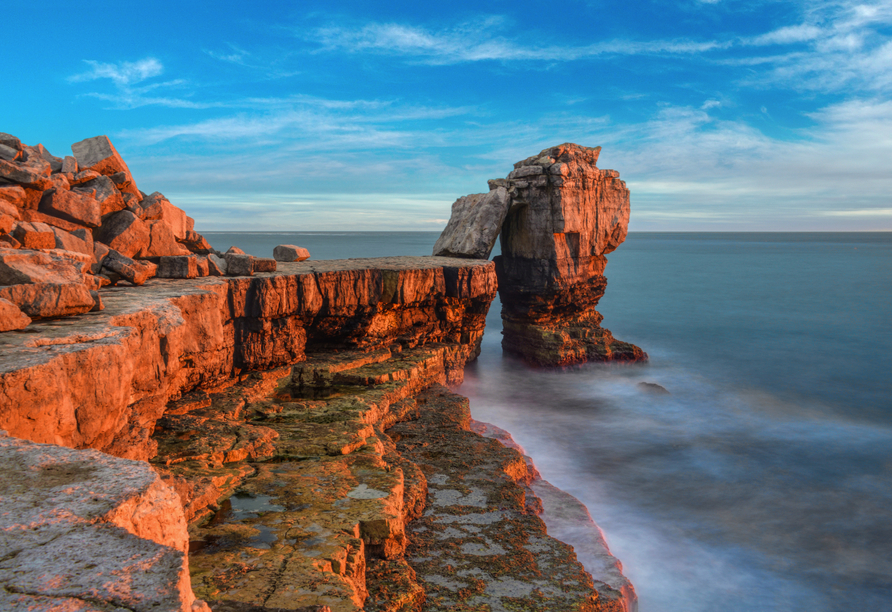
xmin=0 ymin=133 xmax=287 ymax=331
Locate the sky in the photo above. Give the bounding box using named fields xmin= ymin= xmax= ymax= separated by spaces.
xmin=4 ymin=0 xmax=892 ymax=231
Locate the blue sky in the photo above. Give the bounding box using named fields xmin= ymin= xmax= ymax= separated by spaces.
xmin=5 ymin=0 xmax=892 ymax=231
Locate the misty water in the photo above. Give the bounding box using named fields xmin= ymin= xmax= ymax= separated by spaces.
xmin=207 ymin=231 xmax=892 ymax=611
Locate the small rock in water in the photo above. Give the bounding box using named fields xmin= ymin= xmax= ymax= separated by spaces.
xmin=638 ymin=381 xmax=670 ymax=394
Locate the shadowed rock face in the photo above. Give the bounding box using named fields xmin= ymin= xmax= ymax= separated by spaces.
xmin=494 ymin=143 xmax=647 ymax=366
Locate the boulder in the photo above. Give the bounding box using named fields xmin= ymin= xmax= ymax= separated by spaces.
xmin=196 ymin=256 xmax=210 ymax=277
xmin=0 ymin=432 xmax=206 ymax=612
xmin=19 ymin=208 xmax=88 ymax=233
xmin=273 ymin=244 xmax=311 ymax=262
xmin=11 ymin=221 xmax=55 ymax=250
xmin=35 ymin=144 xmax=64 ymax=173
xmin=0 ymin=200 xmax=19 ymax=235
xmin=38 ymin=188 xmax=101 ymax=228
xmin=141 ymin=192 xmax=188 ymax=240
xmin=51 ymin=227 xmax=94 ymax=257
xmin=0 ymin=158 xmax=46 ymax=185
xmin=0 ymin=132 xmax=23 ymax=151
xmin=144 ymin=220 xmax=191 ymax=257
xmin=224 ymin=253 xmax=253 ymax=276
xmin=208 ymin=253 xmax=227 ymax=275
xmin=432 ymin=187 xmax=510 ymax=259
xmin=179 ymin=230 xmax=213 ymax=255
xmin=92 ymin=241 xmax=110 ymax=273
xmin=71 ymin=135 xmax=132 ymax=181
xmin=157 ymin=255 xmax=198 ymax=279
xmin=0 ymin=282 xmax=95 ymax=318
xmin=70 ymin=168 xmax=101 ymax=186
xmin=0 ymin=247 xmax=90 ymax=285
xmin=252 ymin=257 xmax=277 ymax=273
xmin=0 ymin=297 xmax=30 ymax=331
xmin=226 ymin=246 xmax=245 ymax=255
xmin=74 ymin=174 xmax=125 ymax=217
xmin=61 ymin=155 xmax=78 ymax=174
xmin=94 ymin=210 xmax=149 ymax=259
xmin=0 ymin=184 xmax=26 ymax=208
xmin=0 ymin=143 xmax=20 ymax=162
xmin=101 ymin=249 xmax=156 ymax=286
xmin=0 ymin=234 xmax=20 ymax=249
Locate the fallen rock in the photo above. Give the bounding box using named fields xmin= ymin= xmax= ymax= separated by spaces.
xmin=432 ymin=186 xmax=509 ymax=259
xmin=95 ymin=210 xmax=149 ymax=259
xmin=273 ymin=244 xmax=311 ymax=262
xmin=51 ymin=226 xmax=93 ymax=257
xmin=226 ymin=246 xmax=245 ymax=255
xmin=11 ymin=221 xmax=55 ymax=250
xmin=0 ymin=282 xmax=95 ymax=318
xmin=38 ymin=187 xmax=101 ymax=227
xmin=0 ymin=132 xmax=23 ymax=151
xmin=224 ymin=252 xmax=253 ymax=276
xmin=0 ymin=431 xmax=206 ymax=612
xmin=70 ymin=168 xmax=101 ymax=186
xmin=157 ymin=255 xmax=198 ymax=279
xmin=0 ymin=298 xmax=30 ymax=331
xmin=102 ymin=249 xmax=157 ymax=286
xmin=208 ymin=253 xmax=227 ymax=275
xmin=144 ymin=220 xmax=191 ymax=257
xmin=0 ymin=144 xmax=20 ymax=162
xmin=0 ymin=183 xmax=27 ymax=208
xmin=0 ymin=234 xmax=20 ymax=248
xmin=71 ymin=135 xmax=133 ymax=183
xmin=179 ymin=229 xmax=213 ymax=255
xmin=74 ymin=174 xmax=125 ymax=217
xmin=141 ymin=192 xmax=188 ymax=240
xmin=19 ymin=208 xmax=89 ymax=233
xmin=252 ymin=257 xmax=277 ymax=273
xmin=62 ymin=155 xmax=78 ymax=174
xmin=196 ymin=256 xmax=210 ymax=277
xmin=0 ymin=247 xmax=90 ymax=285
xmin=35 ymin=143 xmax=64 ymax=173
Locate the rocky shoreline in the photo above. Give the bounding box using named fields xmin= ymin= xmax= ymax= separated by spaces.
xmin=1 ymin=136 xmax=640 ymax=611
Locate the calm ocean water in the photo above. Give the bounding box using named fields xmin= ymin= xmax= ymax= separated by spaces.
xmin=206 ymin=231 xmax=892 ymax=611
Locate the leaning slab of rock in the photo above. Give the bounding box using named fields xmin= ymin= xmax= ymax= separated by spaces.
xmin=95 ymin=210 xmax=149 ymax=259
xmin=0 ymin=282 xmax=95 ymax=318
xmin=273 ymin=244 xmax=311 ymax=262
xmin=208 ymin=252 xmax=227 ymax=275
xmin=0 ymin=431 xmax=207 ymax=612
xmin=102 ymin=248 xmax=157 ymax=285
xmin=432 ymin=186 xmax=509 ymax=259
xmin=0 ymin=298 xmax=30 ymax=331
xmin=51 ymin=226 xmax=93 ymax=257
xmin=157 ymin=255 xmax=198 ymax=279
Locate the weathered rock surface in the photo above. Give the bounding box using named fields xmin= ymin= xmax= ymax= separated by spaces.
xmin=274 ymin=244 xmax=311 ymax=262
xmin=95 ymin=210 xmax=150 ymax=258
xmin=38 ymin=187 xmax=101 ymax=227
xmin=0 ymin=256 xmax=495 ymax=461
xmin=0 ymin=282 xmax=96 ymax=319
xmin=0 ymin=430 xmax=208 ymax=612
xmin=492 ymin=144 xmax=645 ymax=366
xmin=432 ymin=186 xmax=509 ymax=259
xmin=0 ymin=297 xmax=30 ymax=331
xmin=0 ymin=247 xmax=90 ymax=285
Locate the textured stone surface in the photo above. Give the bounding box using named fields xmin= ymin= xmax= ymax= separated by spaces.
xmin=158 ymin=255 xmax=199 ymax=279
xmin=74 ymin=174 xmax=126 ymax=217
xmin=0 ymin=282 xmax=95 ymax=319
xmin=0 ymin=247 xmax=90 ymax=285
xmin=432 ymin=186 xmax=509 ymax=259
xmin=274 ymin=244 xmax=311 ymax=262
xmin=224 ymin=253 xmax=253 ymax=276
xmin=38 ymin=187 xmax=101 ymax=228
xmin=0 ymin=256 xmax=495 ymax=460
xmin=142 ymin=192 xmax=189 ymax=240
xmin=95 ymin=210 xmax=149 ymax=258
xmin=0 ymin=297 xmax=30 ymax=331
xmin=11 ymin=221 xmax=55 ymax=250
xmin=0 ymin=431 xmax=207 ymax=612
xmin=493 ymin=143 xmax=646 ymax=366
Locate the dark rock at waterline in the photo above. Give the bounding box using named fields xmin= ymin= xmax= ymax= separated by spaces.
xmin=638 ymin=381 xmax=670 ymax=394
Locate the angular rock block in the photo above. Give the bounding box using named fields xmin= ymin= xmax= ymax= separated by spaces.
xmin=157 ymin=255 xmax=198 ymax=279
xmin=0 ymin=283 xmax=95 ymax=318
xmin=141 ymin=192 xmax=188 ymax=240
xmin=71 ymin=135 xmax=131 ymax=179
xmin=145 ymin=220 xmax=190 ymax=257
xmin=51 ymin=226 xmax=93 ymax=257
xmin=74 ymin=174 xmax=125 ymax=217
xmin=432 ymin=186 xmax=509 ymax=259
xmin=0 ymin=432 xmax=206 ymax=612
xmin=252 ymin=257 xmax=277 ymax=273
xmin=0 ymin=144 xmax=21 ymax=161
xmin=95 ymin=210 xmax=149 ymax=259
xmin=102 ymin=248 xmax=157 ymax=285
xmin=38 ymin=188 xmax=101 ymax=227
xmin=207 ymin=253 xmax=227 ymax=275
xmin=273 ymin=244 xmax=311 ymax=262
xmin=11 ymin=222 xmax=55 ymax=250
xmin=0 ymin=183 xmax=27 ymax=208
xmin=0 ymin=297 xmax=30 ymax=331
xmin=224 ymin=252 xmax=253 ymax=276
xmin=0 ymin=246 xmax=90 ymax=285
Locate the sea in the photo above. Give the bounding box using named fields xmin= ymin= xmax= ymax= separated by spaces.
xmin=205 ymin=231 xmax=892 ymax=612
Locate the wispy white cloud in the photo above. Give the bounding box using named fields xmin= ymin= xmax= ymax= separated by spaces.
xmin=68 ymin=58 xmax=164 ymax=86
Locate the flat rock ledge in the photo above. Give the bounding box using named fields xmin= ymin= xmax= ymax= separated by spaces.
xmin=0 ymin=430 xmax=208 ymax=612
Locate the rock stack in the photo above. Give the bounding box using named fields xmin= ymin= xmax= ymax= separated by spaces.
xmin=434 ymin=143 xmax=647 ymax=366
xmin=0 ymin=133 xmax=273 ymax=329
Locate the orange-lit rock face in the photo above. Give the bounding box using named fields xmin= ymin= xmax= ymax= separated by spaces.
xmin=495 ymin=144 xmax=646 ymax=366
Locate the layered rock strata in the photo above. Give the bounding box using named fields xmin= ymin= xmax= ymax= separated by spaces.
xmin=434 ymin=143 xmax=646 ymax=366
xmin=0 ymin=257 xmax=495 ymax=461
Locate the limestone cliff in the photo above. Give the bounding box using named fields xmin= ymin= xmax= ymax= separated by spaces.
xmin=435 ymin=143 xmax=647 ymax=366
